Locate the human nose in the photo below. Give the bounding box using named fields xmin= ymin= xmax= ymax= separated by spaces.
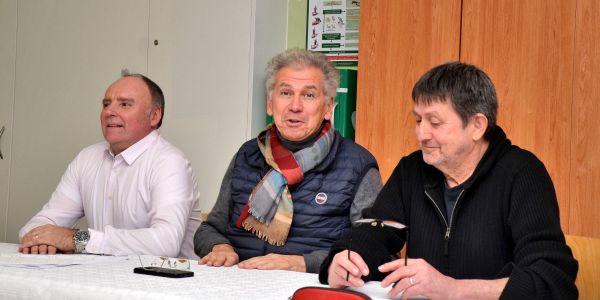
xmin=289 ymin=95 xmax=303 ymax=112
xmin=415 ymin=122 xmax=431 ymax=142
xmin=102 ymin=103 xmax=116 ymax=116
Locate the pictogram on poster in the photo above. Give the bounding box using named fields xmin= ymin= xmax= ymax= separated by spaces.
xmin=307 ymin=0 xmax=360 ymax=67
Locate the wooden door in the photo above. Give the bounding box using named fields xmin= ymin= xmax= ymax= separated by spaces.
xmin=355 ymin=0 xmax=462 ymax=180
xmin=460 ymin=0 xmax=577 ymax=233
xmin=570 ymin=0 xmax=600 ymax=237
xmin=357 ymin=0 xmax=600 ymax=237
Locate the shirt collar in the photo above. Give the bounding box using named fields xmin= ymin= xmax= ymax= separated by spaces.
xmin=105 ymin=130 xmax=159 ymax=165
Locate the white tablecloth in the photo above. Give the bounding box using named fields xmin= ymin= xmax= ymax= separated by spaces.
xmin=0 ymin=243 xmax=397 ymax=300
xmin=0 ymin=243 xmax=325 ymax=300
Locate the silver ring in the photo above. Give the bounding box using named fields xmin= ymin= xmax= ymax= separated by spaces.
xmin=398 ymin=289 xmax=406 ymax=298
xmin=409 ymin=277 xmax=415 ymax=285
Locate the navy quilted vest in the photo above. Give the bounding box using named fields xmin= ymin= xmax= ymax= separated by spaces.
xmin=227 ymin=131 xmax=377 ymax=260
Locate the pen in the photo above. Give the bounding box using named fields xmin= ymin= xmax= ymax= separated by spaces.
xmin=393 ymin=229 xmax=409 ymax=288
xmin=404 ymin=229 xmax=409 ymax=266
xmin=346 ymin=255 xmax=350 ymax=281
xmin=346 ymin=233 xmax=352 ymax=281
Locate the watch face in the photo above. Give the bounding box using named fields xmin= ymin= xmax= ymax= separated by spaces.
xmin=73 ymin=230 xmax=89 ymax=253
xmin=77 ymin=230 xmax=90 ymax=242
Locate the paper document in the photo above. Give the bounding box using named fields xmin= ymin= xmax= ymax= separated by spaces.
xmin=349 ymin=281 xmax=428 ymax=300
xmin=349 ymin=281 xmax=400 ymax=300
xmin=0 ymin=243 xmax=124 ymax=269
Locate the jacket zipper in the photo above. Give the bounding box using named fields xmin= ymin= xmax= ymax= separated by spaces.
xmin=424 ymin=189 xmax=465 ymax=255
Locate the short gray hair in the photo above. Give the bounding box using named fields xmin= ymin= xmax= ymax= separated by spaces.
xmin=265 ymin=49 xmax=340 ymax=101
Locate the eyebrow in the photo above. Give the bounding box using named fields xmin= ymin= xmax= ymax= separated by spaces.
xmin=102 ymin=97 xmax=135 ymax=103
xmin=412 ymin=108 xmax=440 ymax=118
xmin=277 ymin=82 xmax=319 ymax=91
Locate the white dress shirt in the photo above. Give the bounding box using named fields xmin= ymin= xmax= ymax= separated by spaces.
xmin=19 ymin=131 xmax=201 ymax=259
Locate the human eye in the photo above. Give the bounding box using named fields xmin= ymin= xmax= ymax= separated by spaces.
xmin=430 ymin=118 xmax=442 ymax=127
xmin=120 ymin=101 xmax=132 ymax=108
xmin=304 ymin=92 xmax=316 ymax=100
xmin=279 ymin=89 xmax=292 ymax=97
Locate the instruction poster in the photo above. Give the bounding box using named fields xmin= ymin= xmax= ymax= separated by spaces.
xmin=307 ymin=0 xmax=360 ymax=66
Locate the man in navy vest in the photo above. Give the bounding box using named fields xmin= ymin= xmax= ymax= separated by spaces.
xmin=194 ymin=49 xmax=382 ymax=273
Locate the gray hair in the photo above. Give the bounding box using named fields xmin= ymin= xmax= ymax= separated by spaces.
xmin=120 ymin=69 xmax=165 ymax=128
xmin=412 ymin=61 xmax=498 ymax=139
xmin=265 ymin=49 xmax=340 ymax=101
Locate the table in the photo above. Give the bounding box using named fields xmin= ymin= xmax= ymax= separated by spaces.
xmin=0 ymin=243 xmax=394 ymax=300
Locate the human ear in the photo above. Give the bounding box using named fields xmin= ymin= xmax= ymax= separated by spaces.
xmin=323 ymin=98 xmax=334 ymax=120
xmin=471 ymin=113 xmax=488 ymax=141
xmin=266 ymin=96 xmax=274 ymax=117
xmin=150 ymin=107 xmax=162 ymax=128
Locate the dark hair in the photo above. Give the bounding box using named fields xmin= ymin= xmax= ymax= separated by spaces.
xmin=265 ymin=49 xmax=340 ymax=101
xmin=121 ymin=70 xmax=165 ymax=128
xmin=412 ymin=61 xmax=498 ymax=139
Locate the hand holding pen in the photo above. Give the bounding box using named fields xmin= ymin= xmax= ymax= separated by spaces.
xmin=352 ymin=219 xmax=409 ymax=288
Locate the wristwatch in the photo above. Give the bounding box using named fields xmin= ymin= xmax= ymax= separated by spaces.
xmin=72 ymin=229 xmax=90 ymax=254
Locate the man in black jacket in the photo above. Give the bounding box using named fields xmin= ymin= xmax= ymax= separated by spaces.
xmin=320 ymin=62 xmax=578 ymax=299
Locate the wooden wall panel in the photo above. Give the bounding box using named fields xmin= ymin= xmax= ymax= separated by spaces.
xmin=355 ymin=0 xmax=461 ymax=180
xmin=571 ymin=0 xmax=600 ymax=237
xmin=460 ymin=0 xmax=576 ymax=233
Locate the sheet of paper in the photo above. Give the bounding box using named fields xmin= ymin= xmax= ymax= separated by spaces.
xmin=0 ymin=243 xmax=124 ymax=269
xmin=348 ymin=281 xmax=399 ymax=300
xmin=349 ymin=281 xmax=428 ymax=300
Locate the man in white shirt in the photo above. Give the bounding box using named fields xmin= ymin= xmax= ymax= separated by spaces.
xmin=18 ymin=73 xmax=201 ymax=259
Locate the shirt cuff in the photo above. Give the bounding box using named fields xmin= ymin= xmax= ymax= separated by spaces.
xmin=85 ymin=228 xmax=106 ymax=255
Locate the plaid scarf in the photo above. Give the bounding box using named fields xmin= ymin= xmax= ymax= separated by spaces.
xmin=235 ymin=121 xmax=334 ymax=246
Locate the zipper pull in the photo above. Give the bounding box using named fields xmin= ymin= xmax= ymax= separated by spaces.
xmin=444 ymin=227 xmax=450 ymax=256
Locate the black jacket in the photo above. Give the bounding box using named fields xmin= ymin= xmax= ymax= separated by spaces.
xmin=320 ymin=126 xmax=578 ymax=299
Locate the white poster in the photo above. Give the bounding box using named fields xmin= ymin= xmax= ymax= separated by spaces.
xmin=307 ymin=0 xmax=360 ymax=66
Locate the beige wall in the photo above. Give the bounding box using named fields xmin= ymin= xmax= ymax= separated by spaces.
xmin=0 ymin=0 xmax=287 ymax=242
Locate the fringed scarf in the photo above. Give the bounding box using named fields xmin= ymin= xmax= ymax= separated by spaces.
xmin=235 ymin=121 xmax=334 ymax=246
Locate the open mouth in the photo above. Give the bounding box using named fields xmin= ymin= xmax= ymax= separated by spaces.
xmin=285 ymin=119 xmax=303 ymax=125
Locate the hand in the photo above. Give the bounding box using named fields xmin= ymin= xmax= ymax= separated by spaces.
xmin=379 ymin=258 xmax=454 ymax=299
xmin=19 ymin=244 xmax=58 ymax=255
xmin=327 ymin=250 xmax=370 ymax=288
xmin=19 ymin=225 xmax=77 ymax=254
xmin=238 ymin=253 xmax=306 ymax=272
xmin=199 ymin=244 xmax=239 ymax=267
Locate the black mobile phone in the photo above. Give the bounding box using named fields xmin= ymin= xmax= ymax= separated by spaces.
xmin=133 ymin=267 xmax=194 ymax=278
